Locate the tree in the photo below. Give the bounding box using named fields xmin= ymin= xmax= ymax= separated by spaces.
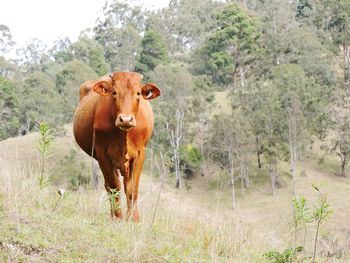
xmin=304 ymin=0 xmax=350 ymax=92
xmin=206 ymin=109 xmax=252 ymax=209
xmin=195 ymin=3 xmax=259 ymax=87
xmin=71 ymin=36 xmax=110 ymax=76
xmin=49 ymin=37 xmax=73 ymax=63
xmin=135 ymin=29 xmax=169 ymax=80
xmin=271 ymin=64 xmax=316 ymax=194
xmin=94 ymin=0 xmax=145 ymax=71
xmin=147 ymin=0 xmax=222 ymax=56
xmin=16 ymin=39 xmax=48 ymax=72
xmin=323 ymin=92 xmax=350 ymax=177
xmin=55 ymin=60 xmax=98 ymax=122
xmin=149 ymin=64 xmax=194 ymax=188
xmin=0 ymin=76 xmax=20 ymax=139
xmin=0 ymin=24 xmax=15 ymax=56
xmin=18 ymin=72 xmax=62 ymax=133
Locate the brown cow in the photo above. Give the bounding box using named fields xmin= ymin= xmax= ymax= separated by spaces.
xmin=73 ymin=72 xmax=160 ymax=222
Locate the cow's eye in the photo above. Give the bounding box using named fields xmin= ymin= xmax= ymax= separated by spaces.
xmin=137 ymin=92 xmax=141 ymax=96
xmin=112 ymin=91 xmax=117 ymax=96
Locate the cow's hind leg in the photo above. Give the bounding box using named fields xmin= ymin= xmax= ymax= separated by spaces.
xmin=124 ymin=150 xmax=145 ymax=222
xmin=97 ymin=156 xmax=123 ymax=219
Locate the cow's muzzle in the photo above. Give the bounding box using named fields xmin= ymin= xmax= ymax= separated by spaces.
xmin=116 ymin=115 xmax=136 ymax=131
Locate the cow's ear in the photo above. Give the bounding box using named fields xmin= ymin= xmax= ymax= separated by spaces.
xmin=141 ymin=83 xmax=161 ymax=100
xmin=93 ymin=81 xmax=112 ymax=96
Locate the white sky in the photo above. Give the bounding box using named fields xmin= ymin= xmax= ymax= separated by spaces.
xmin=0 ymin=0 xmax=169 ymax=55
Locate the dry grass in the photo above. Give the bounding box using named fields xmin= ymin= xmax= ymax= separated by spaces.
xmin=0 ymin=129 xmax=350 ymax=262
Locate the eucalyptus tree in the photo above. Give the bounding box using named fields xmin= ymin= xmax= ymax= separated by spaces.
xmin=16 ymin=39 xmax=49 ymax=73
xmin=147 ymin=0 xmax=221 ymax=57
xmin=149 ymin=64 xmax=194 ymax=188
xmin=55 ymin=60 xmax=98 ymax=122
xmin=0 ymin=24 xmax=15 ymax=56
xmin=195 ymin=3 xmax=259 ymax=88
xmin=323 ymin=92 xmax=350 ymax=177
xmin=135 ymin=29 xmax=169 ymax=81
xmin=297 ymin=0 xmax=350 ymax=92
xmin=93 ymin=0 xmax=146 ymax=71
xmin=18 ymin=72 xmax=62 ymax=133
xmin=70 ymin=36 xmax=110 ymax=76
xmin=206 ymin=109 xmax=252 ymax=208
xmin=0 ymin=76 xmax=20 ymax=139
xmin=271 ymin=64 xmax=317 ymax=194
xmin=49 ymin=37 xmax=73 ymax=63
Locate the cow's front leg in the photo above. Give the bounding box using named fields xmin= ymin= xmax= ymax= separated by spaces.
xmin=124 ymin=151 xmax=145 ymax=222
xmin=97 ymin=154 xmax=123 ymax=219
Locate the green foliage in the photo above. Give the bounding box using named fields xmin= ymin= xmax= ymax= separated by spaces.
xmin=311 ymin=188 xmax=332 ymax=262
xmin=292 ymin=196 xmax=312 ymax=227
xmin=316 ymin=0 xmax=350 ymax=46
xmin=150 ymin=63 xmax=194 ymax=134
xmin=49 ymin=37 xmax=73 ymax=63
xmin=0 ymin=24 xmax=15 ymax=55
xmin=19 ymin=71 xmax=62 ymax=132
xmin=70 ymin=36 xmax=110 ymax=76
xmin=312 ymin=194 xmax=332 ymax=222
xmin=56 ymin=60 xmax=98 ymax=122
xmin=147 ymin=0 xmax=221 ymax=55
xmin=94 ymin=0 xmax=145 ymax=70
xmin=180 ymin=144 xmax=202 ymax=169
xmin=16 ymin=38 xmax=48 ymax=72
xmin=296 ymin=0 xmax=313 ymax=24
xmin=196 ymin=3 xmax=259 ymax=85
xmin=0 ymin=76 xmax=20 ymax=139
xmin=107 ymin=188 xmax=121 ymax=214
xmin=135 ymin=29 xmax=169 ymax=80
xmin=263 ymin=247 xmax=304 ymax=263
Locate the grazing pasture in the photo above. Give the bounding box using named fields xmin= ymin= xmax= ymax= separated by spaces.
xmin=0 ymin=127 xmax=349 ymax=262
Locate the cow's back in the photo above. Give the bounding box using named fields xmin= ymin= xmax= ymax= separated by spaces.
xmin=73 ymin=91 xmax=99 ymax=157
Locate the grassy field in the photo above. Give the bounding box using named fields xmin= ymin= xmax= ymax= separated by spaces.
xmin=0 ymin=126 xmax=350 ymax=262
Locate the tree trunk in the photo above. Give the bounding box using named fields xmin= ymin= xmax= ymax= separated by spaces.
xmin=243 ymin=161 xmax=250 ymax=189
xmin=256 ymin=135 xmax=262 ymax=168
xmin=340 ymin=144 xmax=347 ymax=177
xmin=174 ymin=145 xmax=180 ymax=188
xmin=269 ymin=157 xmax=277 ymax=196
xmin=238 ymin=150 xmax=245 ymax=197
xmin=239 ymin=66 xmax=245 ymax=88
xmin=341 ymin=155 xmax=346 ymax=177
xmin=166 ymin=109 xmax=184 ymax=189
xmin=343 ymin=43 xmax=350 ymax=93
xmin=199 ymin=114 xmax=205 ymax=176
xmin=229 ymin=150 xmax=236 ymax=210
xmin=289 ymin=119 xmax=297 ymax=195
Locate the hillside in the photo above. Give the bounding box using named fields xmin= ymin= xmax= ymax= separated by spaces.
xmin=0 ymin=127 xmax=349 ymax=262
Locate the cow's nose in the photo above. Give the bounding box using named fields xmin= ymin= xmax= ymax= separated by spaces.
xmin=116 ymin=115 xmax=136 ymax=130
xmin=119 ymin=115 xmax=133 ymax=123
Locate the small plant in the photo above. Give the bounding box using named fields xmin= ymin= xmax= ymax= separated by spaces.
xmin=292 ymin=196 xmax=312 ymax=248
xmin=311 ymin=186 xmax=332 ymax=263
xmin=263 ymin=247 xmax=304 ymax=263
xmin=37 ymin=121 xmax=54 ymax=190
xmin=107 ymin=188 xmax=121 ymax=214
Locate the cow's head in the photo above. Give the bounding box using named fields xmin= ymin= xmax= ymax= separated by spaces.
xmin=93 ymin=72 xmax=160 ymax=131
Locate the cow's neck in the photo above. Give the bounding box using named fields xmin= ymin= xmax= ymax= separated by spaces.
xmin=121 ymin=130 xmax=130 ymax=177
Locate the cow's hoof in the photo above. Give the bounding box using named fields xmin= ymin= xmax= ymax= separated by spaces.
xmin=111 ymin=209 xmax=123 ymax=220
